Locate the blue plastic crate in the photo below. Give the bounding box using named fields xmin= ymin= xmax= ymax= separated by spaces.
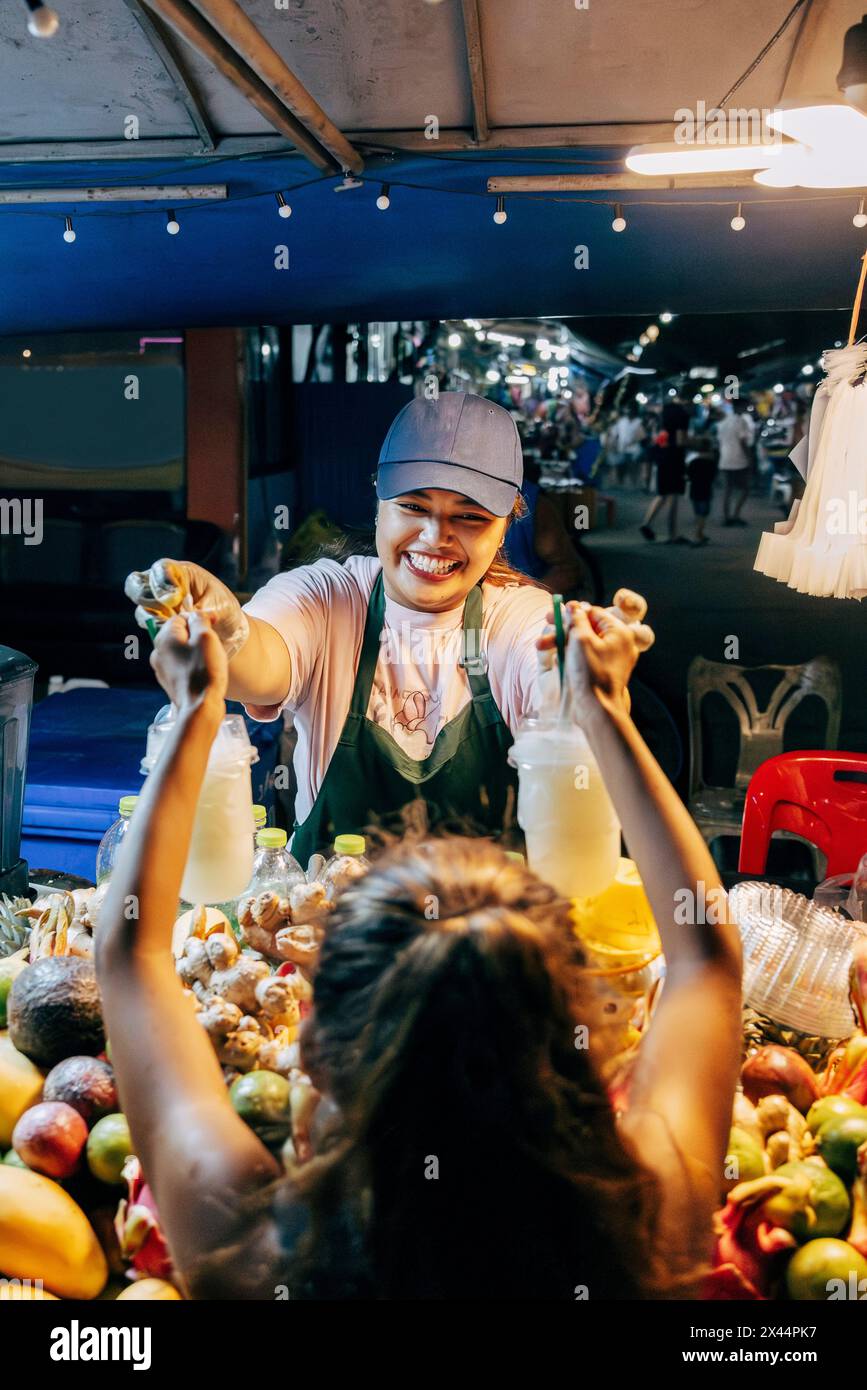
xmin=22 ymin=688 xmax=280 ymax=882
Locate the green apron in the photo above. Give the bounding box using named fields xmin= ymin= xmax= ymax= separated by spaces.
xmin=291 ymin=571 xmax=519 ymax=862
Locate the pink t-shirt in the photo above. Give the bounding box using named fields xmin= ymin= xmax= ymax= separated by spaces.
xmin=243 ymin=556 xmax=551 ymax=825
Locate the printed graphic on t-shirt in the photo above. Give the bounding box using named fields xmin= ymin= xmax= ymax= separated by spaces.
xmin=370 ymin=676 xmax=443 ymax=754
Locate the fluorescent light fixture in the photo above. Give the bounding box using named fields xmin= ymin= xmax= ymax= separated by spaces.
xmin=754 ymin=144 xmax=867 ymax=188
xmin=754 ymin=103 xmax=867 ymax=186
xmin=625 ymin=142 xmax=785 ymax=176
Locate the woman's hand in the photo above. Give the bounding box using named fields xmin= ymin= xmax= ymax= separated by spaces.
xmin=150 ymin=610 xmax=228 ymax=713
xmin=125 ymin=560 xmax=250 ymax=659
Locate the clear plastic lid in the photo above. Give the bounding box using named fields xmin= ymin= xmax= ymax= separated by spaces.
xmin=141 ymin=703 xmax=258 ymax=774
xmin=730 ymin=881 xmax=867 ymax=1039
xmin=507 ymin=714 xmax=593 ymax=768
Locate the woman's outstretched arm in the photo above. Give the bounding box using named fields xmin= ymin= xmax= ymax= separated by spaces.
xmin=94 ymin=614 xmax=284 ymax=1298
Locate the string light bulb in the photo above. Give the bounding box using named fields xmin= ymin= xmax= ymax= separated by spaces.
xmin=493 ymin=195 xmax=507 ymax=224
xmin=611 ymin=204 xmax=627 ymax=233
xmin=25 ymin=1 xmax=59 ymax=37
xmin=275 ymin=192 xmax=292 ymax=219
xmin=730 ymin=202 xmax=746 ymax=231
xmin=854 ymin=197 xmax=867 ymax=228
xmin=660 ymin=311 xmax=673 ymax=323
xmin=376 ymin=183 xmax=391 ymax=211
xmin=62 ymin=215 xmax=75 ymax=244
xmin=166 ymin=210 xmax=180 ymax=235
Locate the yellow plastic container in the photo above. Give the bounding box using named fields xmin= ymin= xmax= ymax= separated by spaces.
xmin=571 ymin=857 xmax=662 ymax=973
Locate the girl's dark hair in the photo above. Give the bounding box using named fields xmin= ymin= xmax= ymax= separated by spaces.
xmin=284 ymin=836 xmax=680 ymax=1300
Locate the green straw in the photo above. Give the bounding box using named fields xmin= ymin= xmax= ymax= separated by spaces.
xmin=552 ymin=593 xmax=565 ymax=688
xmin=145 ymin=618 xmax=158 ymax=644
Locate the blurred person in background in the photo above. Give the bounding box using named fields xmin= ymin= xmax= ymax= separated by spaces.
xmin=717 ymin=399 xmax=755 ymax=527
xmin=605 ymin=405 xmax=646 ymax=489
xmin=685 ymin=411 xmax=720 ymax=547
xmin=640 ymin=395 xmax=690 ymax=543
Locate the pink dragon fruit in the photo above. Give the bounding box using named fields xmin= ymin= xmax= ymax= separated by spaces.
xmin=114 ymin=1155 xmax=174 ymax=1281
xmin=704 ymin=1175 xmax=797 ymax=1299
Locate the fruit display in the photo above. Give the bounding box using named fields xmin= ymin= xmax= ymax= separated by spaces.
xmin=0 ymin=868 xmax=326 ymax=1302
xmin=707 ymin=938 xmax=867 ymax=1300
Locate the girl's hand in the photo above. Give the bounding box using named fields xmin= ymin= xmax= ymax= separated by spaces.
xmin=150 ymin=610 xmax=229 ymax=712
xmin=537 ymin=589 xmax=654 ymax=722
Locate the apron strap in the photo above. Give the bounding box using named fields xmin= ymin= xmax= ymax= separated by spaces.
xmin=459 ymin=582 xmax=500 ymax=727
xmin=348 ymin=569 xmax=387 ymax=718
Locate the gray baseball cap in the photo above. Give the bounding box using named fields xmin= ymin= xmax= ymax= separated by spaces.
xmin=376 ymin=392 xmax=522 ymax=517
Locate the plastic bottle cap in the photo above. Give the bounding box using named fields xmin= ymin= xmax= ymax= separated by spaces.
xmin=257 ymin=828 xmax=287 ymax=849
xmin=119 ymin=796 xmax=139 ymax=817
xmin=334 ymin=834 xmax=366 ymax=856
xmin=252 ymin=804 xmax=267 ymax=828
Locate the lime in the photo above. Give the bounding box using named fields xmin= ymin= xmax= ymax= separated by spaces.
xmin=724 ymin=1127 xmax=766 ymax=1188
xmin=786 ymin=1239 xmax=867 ymax=1301
xmin=2 ymin=1148 xmax=28 ymax=1168
xmin=817 ymin=1115 xmax=867 ymax=1183
xmin=806 ymin=1095 xmax=867 ymax=1136
xmin=86 ymin=1113 xmax=133 ymax=1185
xmin=762 ymin=1160 xmax=850 ymax=1240
xmin=229 ymin=1071 xmax=292 ymax=1141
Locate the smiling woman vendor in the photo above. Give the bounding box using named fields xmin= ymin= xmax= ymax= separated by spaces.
xmin=132 ymin=393 xmax=615 ymax=857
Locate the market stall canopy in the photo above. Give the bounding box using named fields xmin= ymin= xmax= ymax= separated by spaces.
xmin=0 ymin=0 xmax=864 ymax=331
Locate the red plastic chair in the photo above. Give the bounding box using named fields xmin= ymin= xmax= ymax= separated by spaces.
xmin=739 ymin=751 xmax=867 ymax=877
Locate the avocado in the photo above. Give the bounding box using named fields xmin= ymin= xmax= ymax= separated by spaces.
xmin=7 ymin=957 xmax=104 ymax=1068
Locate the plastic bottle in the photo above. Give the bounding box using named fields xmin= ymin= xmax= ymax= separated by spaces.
xmin=319 ymin=834 xmax=370 ymax=900
xmin=249 ymin=828 xmax=306 ymax=897
xmin=95 ymin=796 xmax=139 ymax=885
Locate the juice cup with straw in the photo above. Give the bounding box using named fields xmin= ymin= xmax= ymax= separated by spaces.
xmin=508 ymin=596 xmax=621 ymax=900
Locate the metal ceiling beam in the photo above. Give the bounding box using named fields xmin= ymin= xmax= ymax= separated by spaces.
xmin=189 ymin=0 xmax=363 ymax=174
xmin=121 ymin=0 xmax=217 ymax=152
xmin=353 ymin=122 xmax=678 ymax=152
xmin=459 ymin=0 xmax=490 ymax=144
xmin=488 ymin=172 xmax=761 ymax=192
xmin=139 ymin=0 xmax=341 ymax=173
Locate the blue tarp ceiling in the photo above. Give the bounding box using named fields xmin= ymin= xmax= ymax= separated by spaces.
xmin=0 ymin=148 xmax=863 ymax=335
